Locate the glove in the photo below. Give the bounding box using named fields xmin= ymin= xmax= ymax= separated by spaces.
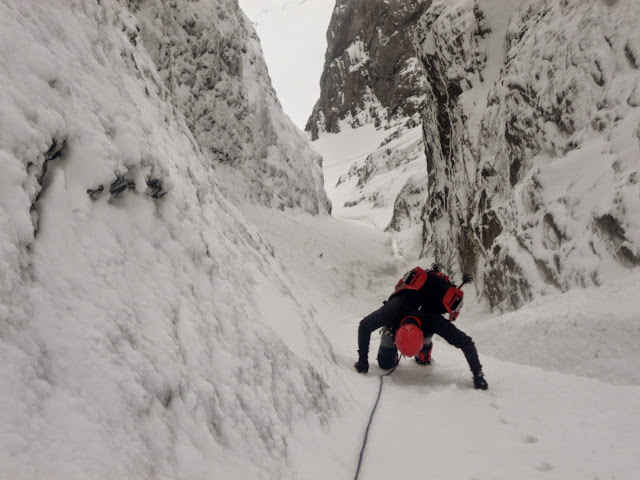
xmin=354 ymin=357 xmax=369 ymax=374
xmin=473 ymin=372 xmax=489 ymax=390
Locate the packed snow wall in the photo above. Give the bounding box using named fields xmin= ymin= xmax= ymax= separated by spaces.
xmin=416 ymin=0 xmax=640 ymax=309
xmin=0 ymin=1 xmax=338 ymax=478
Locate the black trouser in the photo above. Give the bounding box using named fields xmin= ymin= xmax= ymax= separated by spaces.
xmin=419 ymin=311 xmax=483 ymax=375
xmin=358 ymin=294 xmax=419 ymax=360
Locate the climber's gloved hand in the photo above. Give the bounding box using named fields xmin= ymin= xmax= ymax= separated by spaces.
xmin=354 ymin=356 xmax=369 ymax=374
xmin=473 ymin=372 xmax=489 ymax=390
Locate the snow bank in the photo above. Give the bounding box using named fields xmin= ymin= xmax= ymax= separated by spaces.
xmin=0 ymin=1 xmax=337 ymax=478
xmin=467 ymin=268 xmax=640 ymax=385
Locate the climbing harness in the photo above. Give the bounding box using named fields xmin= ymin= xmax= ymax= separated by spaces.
xmin=353 ymin=357 xmax=401 ymax=480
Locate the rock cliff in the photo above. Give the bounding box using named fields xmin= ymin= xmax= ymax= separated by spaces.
xmin=306 ymin=0 xmax=432 ymax=140
xmin=313 ymin=0 xmax=640 ymax=310
xmin=416 ymin=0 xmax=640 ymax=309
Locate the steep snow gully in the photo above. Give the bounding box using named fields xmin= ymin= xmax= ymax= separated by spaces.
xmin=246 ymin=131 xmax=640 ymax=480
xmin=2 ymin=1 xmax=640 ymax=479
xmin=246 ymin=206 xmax=640 ymax=480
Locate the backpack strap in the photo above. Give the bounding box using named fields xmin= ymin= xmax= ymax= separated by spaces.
xmin=442 ymin=287 xmax=464 ymax=321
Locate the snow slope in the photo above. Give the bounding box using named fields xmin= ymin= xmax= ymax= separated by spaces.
xmin=241 ymin=131 xmax=640 ymax=480
xmin=247 ymin=202 xmax=640 ymax=480
xmin=313 ymin=123 xmax=427 ymax=233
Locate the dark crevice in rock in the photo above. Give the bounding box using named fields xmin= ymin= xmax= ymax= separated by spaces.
xmin=618 ymin=245 xmax=640 ymax=267
xmin=30 ymin=138 xmax=67 ymax=237
xmin=593 ymin=213 xmax=639 ymax=266
xmin=146 ymin=178 xmax=167 ymax=199
xmin=479 ymin=209 xmax=502 ymax=250
xmin=593 ymin=213 xmax=626 ymax=243
xmin=109 ymin=176 xmax=135 ymax=197
xmin=534 ymin=258 xmax=561 ymax=289
xmin=87 ymin=185 xmax=105 ymax=200
xmin=624 ymin=42 xmax=638 ymax=70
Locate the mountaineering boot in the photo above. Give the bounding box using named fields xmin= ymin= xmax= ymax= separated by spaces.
xmin=377 ymin=327 xmax=399 ymax=369
xmin=473 ymin=371 xmax=489 ymax=390
xmin=415 ymin=342 xmax=433 ymax=365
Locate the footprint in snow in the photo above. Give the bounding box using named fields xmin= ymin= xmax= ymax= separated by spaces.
xmin=536 ymin=462 xmax=553 ymax=472
xmin=524 ymin=434 xmax=539 ymax=444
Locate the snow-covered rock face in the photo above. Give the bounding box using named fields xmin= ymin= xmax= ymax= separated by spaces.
xmin=415 ymin=0 xmax=495 ymax=284
xmin=132 ymin=0 xmax=330 ymax=213
xmin=0 ymin=0 xmax=336 ymax=477
xmin=417 ymin=0 xmax=640 ymax=310
xmin=306 ymin=0 xmax=432 ymax=140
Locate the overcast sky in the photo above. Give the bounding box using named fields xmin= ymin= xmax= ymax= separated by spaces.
xmin=238 ymin=0 xmax=335 ymax=131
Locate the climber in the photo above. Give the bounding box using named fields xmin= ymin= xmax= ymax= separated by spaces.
xmin=353 ymin=263 xmax=489 ymax=390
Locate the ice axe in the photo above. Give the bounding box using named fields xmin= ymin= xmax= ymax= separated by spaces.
xmin=459 ymin=273 xmax=473 ymax=289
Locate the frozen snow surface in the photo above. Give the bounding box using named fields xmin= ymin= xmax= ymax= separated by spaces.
xmin=312 ymin=123 xmax=427 ymax=232
xmin=247 ymin=200 xmax=640 ymax=480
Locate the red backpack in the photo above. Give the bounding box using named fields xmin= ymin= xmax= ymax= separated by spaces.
xmin=392 ymin=265 xmax=467 ymax=321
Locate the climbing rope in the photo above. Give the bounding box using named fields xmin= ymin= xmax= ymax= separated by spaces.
xmin=353 ymin=358 xmax=401 ymax=480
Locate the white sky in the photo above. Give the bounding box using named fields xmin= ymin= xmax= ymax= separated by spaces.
xmin=238 ymin=0 xmax=336 ymax=130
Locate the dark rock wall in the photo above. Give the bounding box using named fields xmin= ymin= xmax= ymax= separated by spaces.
xmin=415 ymin=1 xmax=490 ymax=277
xmin=306 ymin=0 xmax=432 ymax=140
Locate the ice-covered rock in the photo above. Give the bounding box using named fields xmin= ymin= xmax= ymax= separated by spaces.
xmin=314 ymin=0 xmax=640 ymax=311
xmin=416 ymin=0 xmax=640 ymax=309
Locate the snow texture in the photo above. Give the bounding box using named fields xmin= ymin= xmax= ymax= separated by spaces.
xmin=246 ymin=193 xmax=640 ymax=480
xmin=0 ymin=1 xmax=336 ymax=478
xmin=3 ymin=0 xmax=640 ymax=479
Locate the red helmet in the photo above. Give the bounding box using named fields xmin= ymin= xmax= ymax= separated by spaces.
xmin=395 ymin=323 xmax=424 ymax=357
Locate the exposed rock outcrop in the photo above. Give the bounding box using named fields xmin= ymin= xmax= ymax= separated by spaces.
xmin=306 ymin=0 xmax=432 ymax=140
xmin=314 ymin=0 xmax=640 ymax=310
